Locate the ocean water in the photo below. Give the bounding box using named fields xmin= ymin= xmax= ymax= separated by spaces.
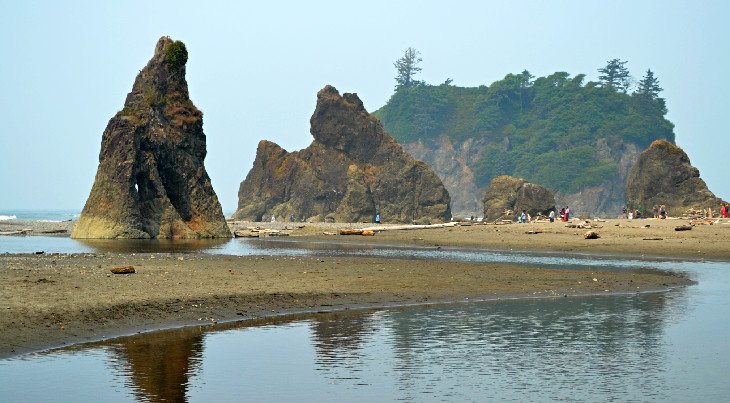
xmin=0 ymin=209 xmax=80 ymax=222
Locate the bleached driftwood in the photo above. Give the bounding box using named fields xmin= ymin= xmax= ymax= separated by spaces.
xmin=359 ymin=222 xmax=458 ymax=232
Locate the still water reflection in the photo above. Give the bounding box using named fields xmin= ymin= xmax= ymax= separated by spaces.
xmin=2 ymin=261 xmax=728 ymax=403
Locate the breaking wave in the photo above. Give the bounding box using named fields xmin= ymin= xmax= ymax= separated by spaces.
xmin=0 ymin=215 xmax=17 ymax=221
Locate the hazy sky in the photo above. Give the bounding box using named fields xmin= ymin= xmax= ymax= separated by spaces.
xmin=1 ymin=1 xmax=728 ymax=212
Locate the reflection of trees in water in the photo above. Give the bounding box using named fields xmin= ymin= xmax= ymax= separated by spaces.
xmin=310 ymin=311 xmax=377 ymax=367
xmin=109 ymin=327 xmax=205 ymax=403
xmin=387 ymin=292 xmax=680 ymax=401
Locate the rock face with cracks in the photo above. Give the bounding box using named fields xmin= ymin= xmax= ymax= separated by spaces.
xmin=233 ymin=85 xmax=451 ymax=223
xmin=72 ymin=37 xmax=230 ymax=239
xmin=482 ymin=176 xmax=556 ymax=221
xmin=626 ymin=140 xmax=723 ymax=213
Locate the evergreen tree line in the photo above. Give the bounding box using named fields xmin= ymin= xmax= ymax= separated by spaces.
xmin=376 ymin=48 xmax=674 ymax=194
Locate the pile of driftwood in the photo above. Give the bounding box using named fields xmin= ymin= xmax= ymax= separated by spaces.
xmin=565 ymin=220 xmax=602 ymax=229
xmin=339 ymin=222 xmax=458 ymax=236
xmin=0 ymin=228 xmax=33 ymax=236
xmin=233 ymin=228 xmax=290 ymax=238
xmin=689 ymin=219 xmax=718 ymax=226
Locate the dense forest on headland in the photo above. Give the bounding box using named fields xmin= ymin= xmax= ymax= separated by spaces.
xmin=374 ymin=56 xmax=675 ymax=199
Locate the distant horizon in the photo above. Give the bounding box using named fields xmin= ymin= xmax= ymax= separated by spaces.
xmin=1 ymin=1 xmax=728 ymax=210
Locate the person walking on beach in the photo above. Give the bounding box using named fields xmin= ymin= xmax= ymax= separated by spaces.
xmin=652 ymin=205 xmax=658 ymax=219
xmin=660 ymin=205 xmax=667 ymax=219
xmin=565 ymin=206 xmax=570 ymax=221
xmin=549 ymin=210 xmax=555 ymax=223
xmin=374 ymin=212 xmax=381 ymax=224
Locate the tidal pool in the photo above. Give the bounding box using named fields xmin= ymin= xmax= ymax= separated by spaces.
xmin=0 ymin=253 xmax=727 ymax=402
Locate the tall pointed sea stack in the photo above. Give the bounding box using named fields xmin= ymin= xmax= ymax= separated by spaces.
xmin=233 ymin=85 xmax=451 ymax=223
xmin=626 ymin=140 xmax=722 ymax=213
xmin=72 ymin=37 xmax=230 ymax=239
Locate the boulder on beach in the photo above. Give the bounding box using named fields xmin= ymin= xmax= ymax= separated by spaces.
xmin=72 ymin=37 xmax=231 ymax=239
xmin=232 ymin=85 xmax=451 ymax=223
xmin=625 ymin=140 xmax=723 ymax=214
xmin=482 ymin=176 xmax=556 ymax=222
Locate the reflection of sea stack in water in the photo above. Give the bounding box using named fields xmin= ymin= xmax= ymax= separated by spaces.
xmin=482 ymin=176 xmax=556 ymax=221
xmin=626 ymin=140 xmax=722 ymax=212
xmin=233 ymin=85 xmax=451 ymax=223
xmin=111 ymin=328 xmax=204 ymax=403
xmin=72 ymin=37 xmax=230 ymax=239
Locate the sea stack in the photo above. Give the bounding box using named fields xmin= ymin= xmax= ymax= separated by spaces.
xmin=72 ymin=37 xmax=230 ymax=239
xmin=625 ymin=139 xmax=722 ymax=213
xmin=233 ymin=85 xmax=451 ymax=223
xmin=482 ymin=176 xmax=556 ymax=221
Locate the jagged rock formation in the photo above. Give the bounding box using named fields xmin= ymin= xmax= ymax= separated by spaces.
xmin=482 ymin=176 xmax=556 ymax=221
xmin=626 ymin=140 xmax=723 ymax=213
xmin=233 ymin=85 xmax=451 ymax=223
xmin=72 ymin=37 xmax=230 ymax=239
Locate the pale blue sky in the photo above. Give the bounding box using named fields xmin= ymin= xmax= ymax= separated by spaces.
xmin=1 ymin=0 xmax=728 ymax=211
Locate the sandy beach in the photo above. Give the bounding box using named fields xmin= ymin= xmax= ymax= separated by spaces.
xmin=1 ymin=216 xmax=726 ymax=358
xmin=230 ymin=216 xmax=730 ymax=260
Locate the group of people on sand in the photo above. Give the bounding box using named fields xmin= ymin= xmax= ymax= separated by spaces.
xmin=651 ymin=205 xmax=667 ymax=219
xmin=517 ymin=206 xmax=570 ymax=223
xmin=623 ymin=204 xmax=666 ymax=220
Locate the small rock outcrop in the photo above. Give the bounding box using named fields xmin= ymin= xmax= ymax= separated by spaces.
xmin=482 ymin=176 xmax=556 ymax=221
xmin=72 ymin=37 xmax=230 ymax=239
xmin=626 ymin=140 xmax=722 ymax=214
xmin=233 ymin=85 xmax=451 ymax=223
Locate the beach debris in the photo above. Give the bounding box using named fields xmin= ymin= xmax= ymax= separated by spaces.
xmin=110 ymin=266 xmax=135 ymax=274
xmin=360 ymin=222 xmax=457 ymax=232
xmin=567 ymin=221 xmax=596 ymax=229
xmin=643 ymin=237 xmax=663 ymax=241
xmin=0 ymin=228 xmax=33 ymax=236
xmin=322 ymin=231 xmax=337 ymax=236
xmin=525 ymin=230 xmax=543 ymax=234
xmin=234 ymin=228 xmax=290 ymax=237
xmin=689 ymin=219 xmax=715 ymax=226
xmin=361 ymin=230 xmax=375 ymax=236
xmin=584 ymin=231 xmax=600 ymax=239
xmin=34 ymin=251 xmax=45 ymax=255
xmin=340 ymin=229 xmax=366 ymax=235
xmin=674 ymin=225 xmax=692 ymax=231
xmin=40 ymin=229 xmax=67 ymax=234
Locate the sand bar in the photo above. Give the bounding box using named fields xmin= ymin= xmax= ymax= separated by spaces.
xmin=0 ymin=252 xmax=693 ymax=358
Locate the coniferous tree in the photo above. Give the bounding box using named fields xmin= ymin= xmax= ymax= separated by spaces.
xmin=636 ymin=69 xmax=663 ymax=98
xmin=635 ymin=69 xmax=666 ymax=113
xmin=598 ymin=58 xmax=632 ymax=93
xmin=394 ymin=47 xmax=423 ymax=91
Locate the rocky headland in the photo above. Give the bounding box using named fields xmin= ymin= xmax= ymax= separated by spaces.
xmin=482 ymin=176 xmax=556 ymax=221
xmin=233 ymin=85 xmax=451 ymax=223
xmin=626 ymin=140 xmax=724 ymax=214
xmin=72 ymin=37 xmax=230 ymax=239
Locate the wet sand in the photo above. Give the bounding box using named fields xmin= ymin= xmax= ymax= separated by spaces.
xmin=0 ymin=252 xmax=692 ymax=358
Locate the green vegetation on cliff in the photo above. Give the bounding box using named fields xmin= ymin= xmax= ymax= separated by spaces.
xmin=374 ymin=68 xmax=674 ymax=194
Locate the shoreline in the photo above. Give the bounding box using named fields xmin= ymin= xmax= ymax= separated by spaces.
xmin=0 ymin=252 xmax=694 ymax=359
xmin=2 ymin=217 xmax=729 ymax=260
